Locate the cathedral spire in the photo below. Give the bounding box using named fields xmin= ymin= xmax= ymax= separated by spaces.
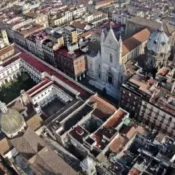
xmin=159 ymin=22 xmax=164 ymax=32
xmin=119 ymin=35 xmax=123 ymax=64
xmin=101 ymin=29 xmax=105 ymax=43
xmin=110 ymin=21 xmax=112 ymax=29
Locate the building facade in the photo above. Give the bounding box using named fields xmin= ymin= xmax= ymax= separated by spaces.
xmin=87 ymin=27 xmax=124 ymax=98
xmin=54 ymin=48 xmax=86 ymax=81
xmin=120 ymin=24 xmax=175 ymax=137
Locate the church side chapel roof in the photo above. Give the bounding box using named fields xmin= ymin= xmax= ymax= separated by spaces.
xmin=29 ymin=146 xmax=77 ymax=175
xmin=122 ymin=28 xmax=151 ymax=56
xmin=10 ymin=127 xmax=46 ymax=160
xmin=10 ymin=127 xmax=77 ymax=175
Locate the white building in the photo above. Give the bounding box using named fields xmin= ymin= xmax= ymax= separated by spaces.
xmin=87 ymin=27 xmax=125 ymax=98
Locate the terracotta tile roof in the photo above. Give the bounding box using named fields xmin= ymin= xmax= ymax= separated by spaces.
xmin=78 ymin=31 xmax=94 ymax=39
xmin=1 ymin=52 xmax=21 ymax=67
xmin=122 ymin=28 xmax=150 ymax=56
xmin=29 ymin=146 xmax=77 ymax=175
xmin=54 ymin=48 xmax=84 ymax=60
xmin=71 ymin=21 xmax=88 ymax=30
xmin=0 ymin=44 xmax=14 ymax=58
xmin=24 ymin=12 xmax=39 ymax=18
xmin=27 ymin=115 xmax=43 ymax=131
xmin=29 ymin=154 xmax=53 ymax=174
xmin=88 ymin=95 xmax=116 ymax=120
xmin=10 ymin=127 xmax=46 ymax=160
xmin=157 ymin=67 xmax=169 ymax=77
xmin=18 ymin=24 xmax=44 ymax=37
xmin=104 ymin=109 xmax=126 ymax=128
xmin=128 ymin=16 xmax=175 ymax=35
xmin=125 ymin=126 xmax=137 ymax=139
xmin=128 ymin=168 xmax=141 ymax=175
xmin=0 ymin=138 xmax=12 ymax=155
xmin=109 ymin=136 xmax=127 ymax=153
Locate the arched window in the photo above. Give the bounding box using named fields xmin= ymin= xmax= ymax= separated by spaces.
xmin=110 ymin=54 xmax=113 ymax=63
xmin=108 ymin=71 xmax=113 ymax=84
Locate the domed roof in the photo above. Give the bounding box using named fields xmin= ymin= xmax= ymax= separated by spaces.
xmin=0 ymin=102 xmax=25 ymax=135
xmin=146 ymin=24 xmax=171 ymax=55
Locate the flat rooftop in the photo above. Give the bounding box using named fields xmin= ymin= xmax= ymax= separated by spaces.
xmin=27 ymin=30 xmax=48 ymax=42
xmin=126 ymin=69 xmax=175 ymax=116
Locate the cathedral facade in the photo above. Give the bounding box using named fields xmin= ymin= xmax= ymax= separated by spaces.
xmin=87 ymin=28 xmax=125 ymax=98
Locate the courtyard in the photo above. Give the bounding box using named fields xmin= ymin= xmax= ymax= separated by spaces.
xmin=42 ymin=98 xmax=65 ymax=117
xmin=0 ymin=72 xmax=36 ymax=104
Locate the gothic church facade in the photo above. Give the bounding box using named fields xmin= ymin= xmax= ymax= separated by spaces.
xmin=87 ymin=28 xmax=125 ymax=98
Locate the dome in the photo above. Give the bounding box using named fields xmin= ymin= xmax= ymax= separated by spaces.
xmin=146 ymin=24 xmax=171 ymax=55
xmin=0 ymin=102 xmax=25 ymax=137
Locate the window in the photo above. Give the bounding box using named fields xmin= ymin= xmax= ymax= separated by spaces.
xmin=99 ymin=72 xmax=101 ymax=78
xmin=108 ymin=71 xmax=113 ymax=84
xmin=154 ymin=40 xmax=157 ymax=44
xmin=110 ymin=54 xmax=113 ymax=63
